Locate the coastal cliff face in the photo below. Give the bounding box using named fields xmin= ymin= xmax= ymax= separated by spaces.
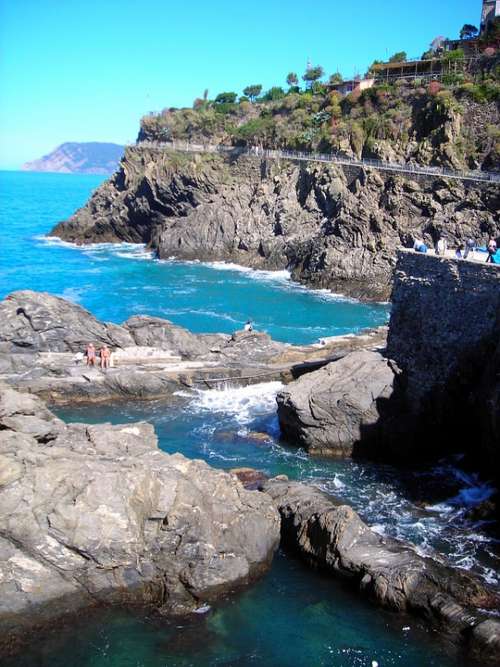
xmin=51 ymin=145 xmax=500 ymax=300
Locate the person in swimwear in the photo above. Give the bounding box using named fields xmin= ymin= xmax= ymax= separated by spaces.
xmin=86 ymin=343 xmax=96 ymax=367
xmin=100 ymin=344 xmax=111 ymax=369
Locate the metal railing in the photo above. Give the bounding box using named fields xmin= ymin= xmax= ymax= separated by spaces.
xmin=132 ymin=140 xmax=500 ymax=184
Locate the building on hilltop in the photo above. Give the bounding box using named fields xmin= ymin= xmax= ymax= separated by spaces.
xmin=370 ymin=56 xmax=472 ymax=83
xmin=328 ymin=77 xmax=374 ymax=96
xmin=481 ymin=0 xmax=500 ymax=33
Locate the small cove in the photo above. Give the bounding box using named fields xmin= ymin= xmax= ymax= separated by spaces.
xmin=1 ymin=170 xmax=497 ymax=666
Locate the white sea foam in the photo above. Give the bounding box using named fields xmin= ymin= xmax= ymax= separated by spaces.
xmin=187 ymin=381 xmax=282 ymax=425
xmin=36 ymin=235 xmax=155 ymax=260
xmin=205 ymin=261 xmax=292 ymax=283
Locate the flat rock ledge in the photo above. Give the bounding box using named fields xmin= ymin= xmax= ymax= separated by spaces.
xmin=277 ymin=349 xmax=407 ymax=457
xmin=0 ymin=384 xmax=280 ymax=655
xmin=263 ymin=478 xmax=500 ymax=663
xmin=0 ymin=290 xmax=386 ymax=405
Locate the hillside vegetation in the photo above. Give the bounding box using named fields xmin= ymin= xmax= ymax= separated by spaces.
xmin=139 ymin=43 xmax=500 ymax=171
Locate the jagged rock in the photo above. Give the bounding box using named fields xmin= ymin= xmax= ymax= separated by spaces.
xmin=0 ymin=291 xmax=134 ymax=353
xmin=263 ymin=478 xmax=500 ymax=663
xmin=0 ymin=385 xmax=280 ymax=653
xmin=50 ymin=147 xmax=500 ymax=301
xmin=277 ymin=349 xmax=405 ymax=457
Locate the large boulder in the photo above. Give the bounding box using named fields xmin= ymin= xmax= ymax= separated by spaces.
xmin=277 ymin=349 xmax=405 ymax=457
xmin=0 ymin=291 xmax=134 ymax=353
xmin=124 ymin=315 xmax=211 ymax=358
xmin=0 ymin=385 xmax=280 ymax=653
xmin=263 ymin=478 xmax=500 ymax=663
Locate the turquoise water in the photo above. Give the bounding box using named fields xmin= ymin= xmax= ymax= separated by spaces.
xmin=4 ymin=553 xmax=466 ymax=667
xmin=1 ymin=170 xmax=495 ymax=666
xmin=0 ymin=171 xmax=388 ymax=344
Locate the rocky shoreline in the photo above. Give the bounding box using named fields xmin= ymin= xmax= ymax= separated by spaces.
xmin=276 ymin=251 xmax=500 ymax=484
xmin=2 ymin=382 xmax=500 ymax=662
xmin=49 ymin=145 xmax=500 ymax=301
xmin=0 ymin=384 xmax=280 ymax=654
xmin=0 ymin=290 xmax=386 ymax=405
xmin=1 ymin=249 xmax=499 ymax=661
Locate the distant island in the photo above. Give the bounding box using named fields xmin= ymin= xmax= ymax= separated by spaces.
xmin=22 ymin=142 xmax=124 ymax=174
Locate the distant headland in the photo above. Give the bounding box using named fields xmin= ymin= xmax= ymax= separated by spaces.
xmin=21 ymin=142 xmax=124 ymax=174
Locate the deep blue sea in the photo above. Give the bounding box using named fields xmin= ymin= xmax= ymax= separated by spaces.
xmin=1 ymin=171 xmax=497 ymax=667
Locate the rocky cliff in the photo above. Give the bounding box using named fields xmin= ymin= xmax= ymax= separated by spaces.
xmin=22 ymin=142 xmax=124 ymax=175
xmin=50 ymin=145 xmax=500 ymax=301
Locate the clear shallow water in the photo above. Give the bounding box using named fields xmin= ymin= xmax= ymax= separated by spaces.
xmin=0 ymin=171 xmax=388 ymax=344
xmin=4 ymin=553 xmax=467 ymax=667
xmin=1 ymin=170 xmax=496 ymax=666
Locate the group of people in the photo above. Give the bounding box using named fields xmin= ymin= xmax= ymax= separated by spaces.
xmin=413 ymin=236 xmax=499 ymax=263
xmin=85 ymin=343 xmax=111 ymax=369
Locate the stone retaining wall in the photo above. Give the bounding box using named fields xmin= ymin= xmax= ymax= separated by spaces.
xmin=387 ymin=249 xmax=500 ymax=473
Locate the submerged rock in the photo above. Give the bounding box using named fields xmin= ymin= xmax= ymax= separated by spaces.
xmin=263 ymin=478 xmax=500 ymax=663
xmin=277 ymin=349 xmax=406 ymax=457
xmin=0 ymin=384 xmax=280 ymax=654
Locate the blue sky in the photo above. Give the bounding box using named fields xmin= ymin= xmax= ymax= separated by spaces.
xmin=0 ymin=0 xmax=479 ymax=169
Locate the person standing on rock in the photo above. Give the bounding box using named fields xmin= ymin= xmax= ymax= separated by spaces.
xmin=85 ymin=343 xmax=96 ymax=367
xmin=486 ymin=238 xmax=497 ymax=263
xmin=463 ymin=238 xmax=475 ymax=260
xmin=435 ymin=236 xmax=447 ymax=256
xmin=100 ymin=344 xmax=111 ymax=370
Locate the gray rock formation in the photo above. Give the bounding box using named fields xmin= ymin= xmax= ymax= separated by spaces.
xmin=0 ymin=384 xmax=280 ymax=653
xmin=263 ymin=478 xmax=500 ymax=663
xmin=0 ymin=291 xmax=387 ymax=405
xmin=277 ymin=349 xmax=405 ymax=457
xmin=276 ymin=251 xmax=500 ymax=485
xmin=49 ymin=146 xmax=500 ymax=301
xmin=0 ymin=290 xmax=134 ymax=353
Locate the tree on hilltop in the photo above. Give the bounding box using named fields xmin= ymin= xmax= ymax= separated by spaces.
xmin=243 ymin=84 xmax=263 ymax=101
xmin=388 ymin=51 xmax=407 ymax=63
xmin=261 ymin=86 xmax=286 ymax=101
xmin=286 ymin=72 xmax=298 ymax=87
xmin=328 ymin=72 xmax=343 ymax=85
xmin=302 ymin=65 xmax=324 ymax=89
xmin=214 ymin=91 xmax=237 ymax=104
xmin=459 ymin=24 xmax=478 ymax=39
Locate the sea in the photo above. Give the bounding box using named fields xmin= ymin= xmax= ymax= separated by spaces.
xmin=0 ymin=170 xmax=498 ymax=667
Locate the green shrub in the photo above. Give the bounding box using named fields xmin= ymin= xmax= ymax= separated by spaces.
xmin=458 ymin=80 xmax=500 ymax=103
xmin=441 ymin=73 xmax=465 ymax=86
xmin=260 ymin=86 xmax=286 ymax=102
xmin=442 ymin=48 xmax=465 ymax=62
